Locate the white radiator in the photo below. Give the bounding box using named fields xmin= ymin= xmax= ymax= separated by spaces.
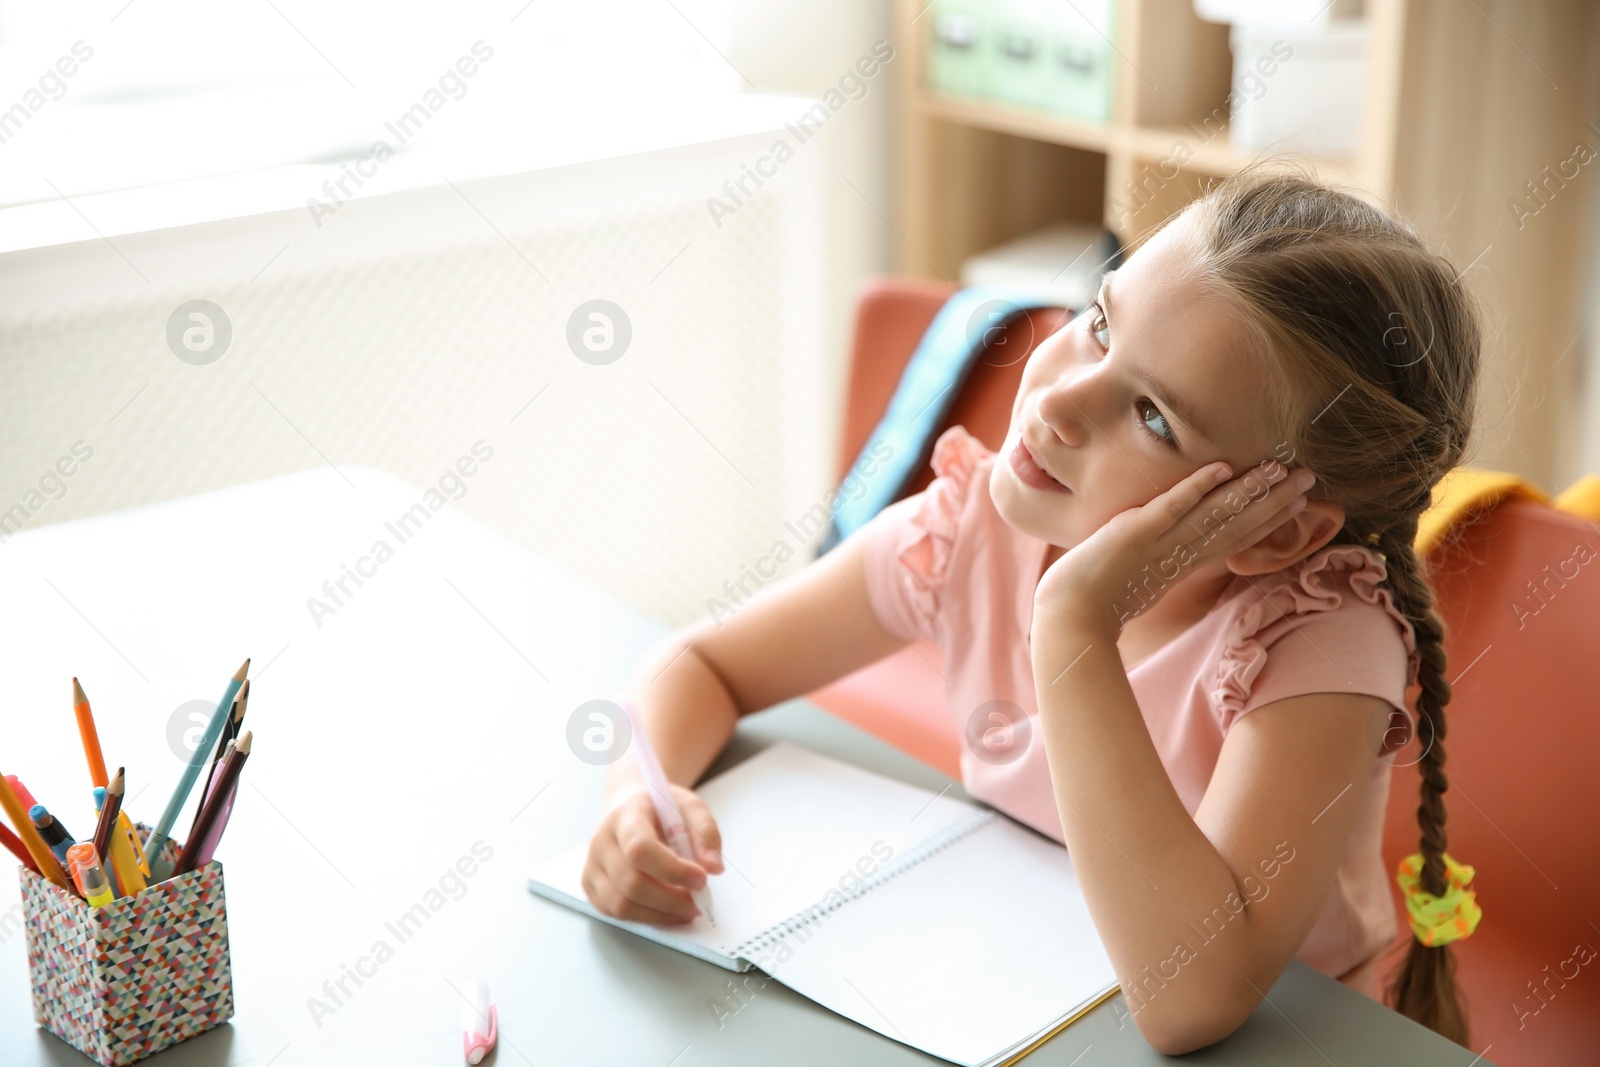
xmin=0 ymin=106 xmax=838 ymax=627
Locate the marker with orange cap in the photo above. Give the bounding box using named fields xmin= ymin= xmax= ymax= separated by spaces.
xmin=65 ymin=843 xmax=114 ymax=907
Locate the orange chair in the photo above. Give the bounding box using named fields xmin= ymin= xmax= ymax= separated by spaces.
xmin=805 ymin=277 xmax=1600 ymax=1064
xmin=1374 ymin=497 xmax=1600 ymax=1065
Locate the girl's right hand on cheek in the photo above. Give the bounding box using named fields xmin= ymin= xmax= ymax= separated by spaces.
xmin=582 ymin=782 xmax=725 ymax=925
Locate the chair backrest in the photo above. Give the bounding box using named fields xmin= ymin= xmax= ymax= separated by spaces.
xmin=1382 ymin=499 xmax=1600 ymax=951
xmin=834 ymin=277 xmax=1070 ymax=498
xmin=1378 ymin=500 xmax=1600 ymax=1065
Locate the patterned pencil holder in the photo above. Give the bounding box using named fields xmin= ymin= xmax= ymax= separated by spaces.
xmin=18 ymin=823 xmax=234 ymax=1067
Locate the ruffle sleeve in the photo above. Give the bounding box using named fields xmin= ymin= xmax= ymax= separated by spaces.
xmin=1213 ymin=545 xmax=1421 ymax=742
xmin=858 ymin=425 xmax=989 ymax=645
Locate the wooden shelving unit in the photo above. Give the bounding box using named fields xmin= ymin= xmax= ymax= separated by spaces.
xmin=892 ymin=0 xmax=1600 ymax=484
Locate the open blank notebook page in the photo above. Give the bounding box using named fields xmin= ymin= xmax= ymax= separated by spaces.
xmin=527 ymin=741 xmax=1118 ymax=1067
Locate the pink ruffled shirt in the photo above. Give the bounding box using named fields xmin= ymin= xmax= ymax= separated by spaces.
xmin=859 ymin=425 xmax=1419 ymax=992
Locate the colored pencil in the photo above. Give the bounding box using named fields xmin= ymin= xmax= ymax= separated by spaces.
xmin=176 ymin=731 xmax=251 ymax=876
xmin=91 ymin=767 xmax=124 ymax=867
xmin=145 ymin=658 xmax=248 ymax=874
xmin=191 ymin=679 xmax=248 ymax=837
xmin=72 ymin=677 xmax=109 ymax=789
xmin=190 ymin=739 xmax=233 ymax=852
xmin=0 ymin=770 xmax=76 ymax=894
xmin=188 ymin=751 xmax=240 ymax=870
xmin=0 ymin=821 xmax=39 ymax=873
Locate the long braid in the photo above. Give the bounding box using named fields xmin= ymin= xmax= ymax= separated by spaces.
xmin=1377 ymin=523 xmax=1468 ymax=1044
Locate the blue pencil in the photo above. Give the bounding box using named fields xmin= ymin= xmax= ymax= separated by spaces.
xmin=144 ymin=658 xmax=248 ymax=876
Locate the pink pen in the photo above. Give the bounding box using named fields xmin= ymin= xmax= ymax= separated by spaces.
xmin=619 ymin=699 xmax=717 ymax=925
xmin=190 ymin=759 xmax=237 ymax=868
xmin=462 ymin=979 xmax=497 ymax=1064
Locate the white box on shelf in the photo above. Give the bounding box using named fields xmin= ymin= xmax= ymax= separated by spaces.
xmin=1228 ymin=21 xmax=1368 ymax=160
xmin=1194 ymin=0 xmax=1363 ymax=25
xmin=959 ymin=222 xmax=1119 ymax=310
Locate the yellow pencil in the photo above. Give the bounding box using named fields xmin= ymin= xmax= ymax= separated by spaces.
xmin=0 ymin=770 xmax=75 ymax=894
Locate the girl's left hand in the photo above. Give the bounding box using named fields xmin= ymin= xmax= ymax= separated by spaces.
xmin=1034 ymin=458 xmax=1314 ymax=633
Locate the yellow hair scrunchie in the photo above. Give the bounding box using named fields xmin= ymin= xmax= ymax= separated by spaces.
xmin=1396 ymin=852 xmax=1482 ymax=947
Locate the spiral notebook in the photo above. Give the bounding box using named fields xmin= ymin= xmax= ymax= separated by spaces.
xmin=526 ymin=741 xmax=1119 ymax=1067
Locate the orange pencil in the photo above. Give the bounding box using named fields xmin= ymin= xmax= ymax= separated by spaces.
xmin=73 ymin=677 xmax=109 ymax=789
xmin=0 ymin=770 xmax=75 ymax=894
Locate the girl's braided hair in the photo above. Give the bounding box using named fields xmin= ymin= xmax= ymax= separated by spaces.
xmin=1181 ymin=164 xmax=1482 ymax=1044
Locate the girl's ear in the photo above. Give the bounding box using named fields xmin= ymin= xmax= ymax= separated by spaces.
xmin=1224 ymin=500 xmax=1345 ymax=576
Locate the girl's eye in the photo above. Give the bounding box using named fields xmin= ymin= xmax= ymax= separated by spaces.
xmin=1137 ymin=398 xmax=1177 ymax=448
xmin=1080 ymin=301 xmax=1110 ymax=348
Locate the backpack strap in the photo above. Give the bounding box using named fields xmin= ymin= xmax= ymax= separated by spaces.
xmin=817 ymin=287 xmax=1068 ymax=555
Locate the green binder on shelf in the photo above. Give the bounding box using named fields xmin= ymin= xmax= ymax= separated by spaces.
xmin=927 ymin=0 xmax=990 ymax=99
xmin=926 ymin=0 xmax=1116 ymax=125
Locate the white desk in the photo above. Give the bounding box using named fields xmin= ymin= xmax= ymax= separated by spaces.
xmin=0 ymin=469 xmax=1491 ymax=1065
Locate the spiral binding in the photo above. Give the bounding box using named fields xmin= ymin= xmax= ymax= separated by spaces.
xmin=724 ymin=809 xmax=995 ymax=960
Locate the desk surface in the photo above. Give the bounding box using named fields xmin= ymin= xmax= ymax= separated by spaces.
xmin=0 ymin=469 xmax=1489 ymax=1066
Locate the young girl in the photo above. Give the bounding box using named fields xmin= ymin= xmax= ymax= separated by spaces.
xmin=584 ymin=167 xmax=1482 ymax=1054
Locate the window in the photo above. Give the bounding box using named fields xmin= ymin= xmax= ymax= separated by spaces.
xmin=0 ymin=0 xmax=738 ymax=203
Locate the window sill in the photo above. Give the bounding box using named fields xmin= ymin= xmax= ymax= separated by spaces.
xmin=0 ymin=88 xmax=813 ymax=256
